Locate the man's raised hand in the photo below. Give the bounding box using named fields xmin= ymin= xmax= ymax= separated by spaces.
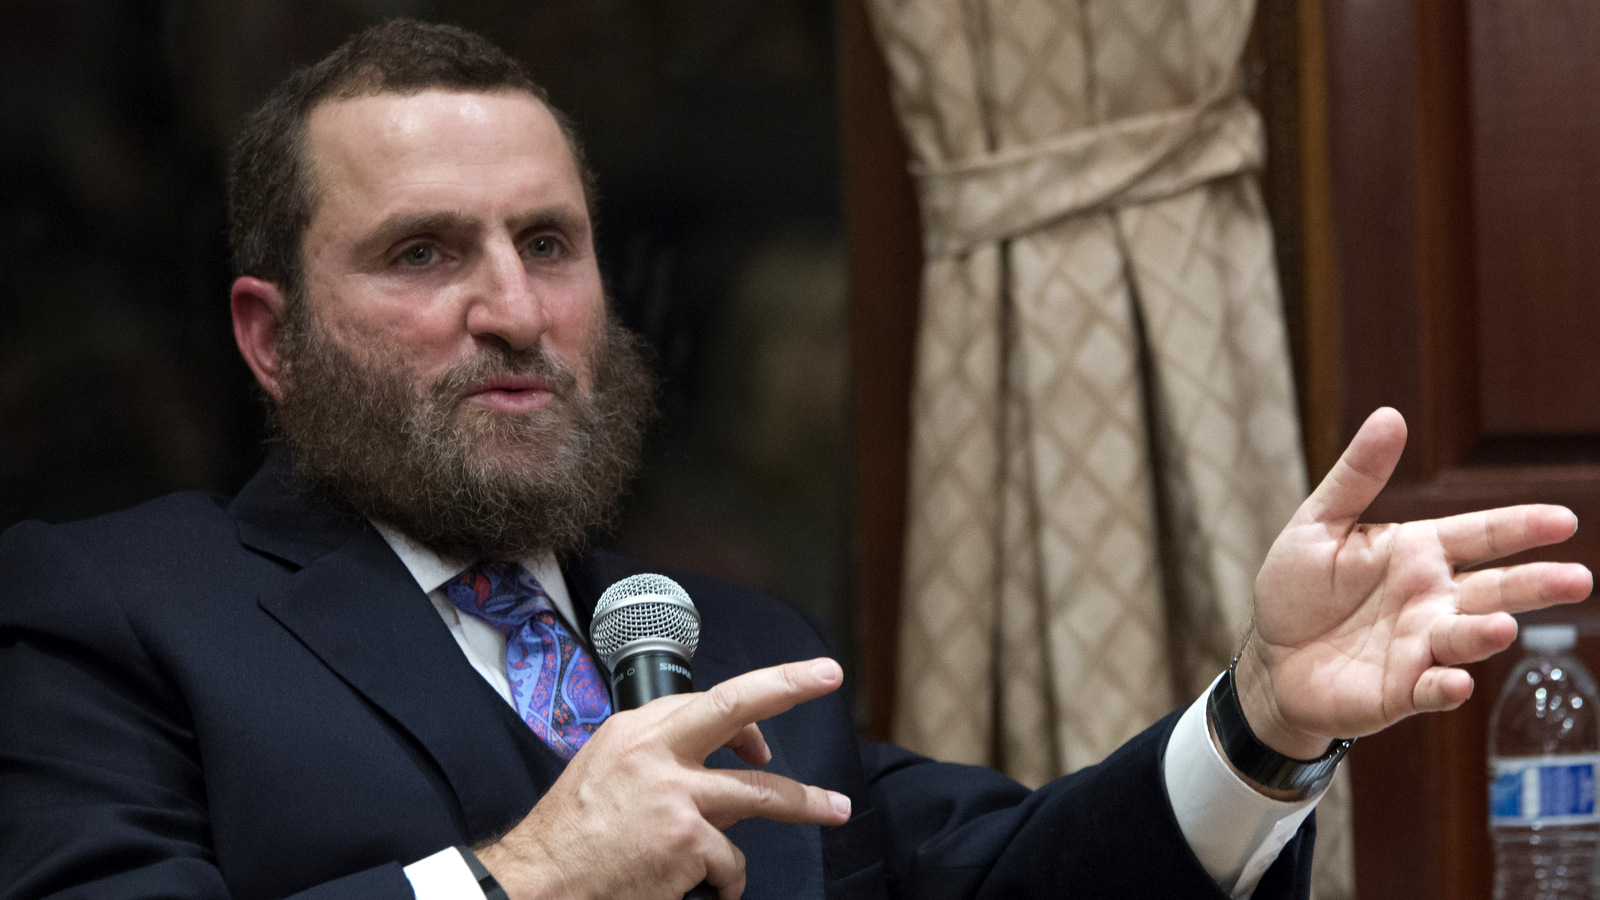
xmin=1237 ymin=407 xmax=1594 ymax=760
xmin=478 ymin=658 xmax=852 ymax=900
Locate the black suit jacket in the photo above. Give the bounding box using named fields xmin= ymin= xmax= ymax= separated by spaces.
xmin=0 ymin=456 xmax=1314 ymax=899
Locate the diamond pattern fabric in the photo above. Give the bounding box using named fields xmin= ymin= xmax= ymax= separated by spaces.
xmin=866 ymin=1 xmax=1351 ymax=896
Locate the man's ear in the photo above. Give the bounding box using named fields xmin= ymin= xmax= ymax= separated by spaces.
xmin=231 ymin=276 xmax=290 ymax=403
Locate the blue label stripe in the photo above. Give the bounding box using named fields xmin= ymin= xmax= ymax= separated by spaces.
xmin=1490 ymin=755 xmax=1600 ymax=825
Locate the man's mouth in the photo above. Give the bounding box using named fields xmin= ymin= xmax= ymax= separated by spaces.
xmin=462 ymin=376 xmax=555 ymax=413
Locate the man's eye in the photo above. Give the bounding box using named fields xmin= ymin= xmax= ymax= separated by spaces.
xmin=526 ymin=236 xmax=558 ymax=259
xmin=399 ymin=244 xmax=435 ymax=267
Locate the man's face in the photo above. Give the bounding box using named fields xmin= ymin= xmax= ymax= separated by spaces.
xmin=265 ymin=89 xmax=653 ymax=560
xmin=301 ymin=88 xmax=604 ymax=427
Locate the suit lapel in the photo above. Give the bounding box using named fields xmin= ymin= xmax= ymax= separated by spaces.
xmin=258 ymin=526 xmax=574 ymax=838
xmin=234 ymin=451 xmax=567 ymax=839
xmin=256 ymin=526 xmax=568 ymax=838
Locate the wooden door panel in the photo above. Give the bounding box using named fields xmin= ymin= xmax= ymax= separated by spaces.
xmin=1326 ymin=2 xmax=1600 ymax=898
xmin=1471 ymin=0 xmax=1600 ymax=436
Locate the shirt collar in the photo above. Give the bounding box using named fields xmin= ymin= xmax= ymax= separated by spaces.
xmin=370 ymin=521 xmax=579 ymax=629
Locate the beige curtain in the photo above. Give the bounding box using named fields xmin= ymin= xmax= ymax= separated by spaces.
xmin=865 ymin=0 xmax=1353 ymax=896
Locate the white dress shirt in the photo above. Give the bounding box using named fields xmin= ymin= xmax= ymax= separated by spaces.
xmin=374 ymin=527 xmax=1326 ymax=899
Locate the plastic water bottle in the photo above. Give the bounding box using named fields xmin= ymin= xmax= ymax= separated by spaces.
xmin=1490 ymin=624 xmax=1600 ymax=900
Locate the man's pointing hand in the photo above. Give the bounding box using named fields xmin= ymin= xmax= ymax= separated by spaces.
xmin=478 ymin=658 xmax=852 ymax=900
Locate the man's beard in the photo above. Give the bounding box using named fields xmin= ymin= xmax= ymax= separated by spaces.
xmin=272 ymin=311 xmax=657 ymax=561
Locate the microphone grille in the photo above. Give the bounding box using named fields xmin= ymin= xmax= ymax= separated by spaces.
xmin=591 ymin=574 xmax=701 ymax=670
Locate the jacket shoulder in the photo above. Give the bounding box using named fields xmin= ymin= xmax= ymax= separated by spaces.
xmin=1 ymin=490 xmax=237 ymax=563
xmin=0 ymin=490 xmax=263 ymax=636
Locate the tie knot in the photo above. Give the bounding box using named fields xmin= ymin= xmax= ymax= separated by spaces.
xmin=444 ymin=561 xmax=554 ymax=633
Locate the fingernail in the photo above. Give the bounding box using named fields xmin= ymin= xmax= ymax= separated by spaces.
xmin=811 ymin=659 xmax=840 ymax=682
xmin=829 ymin=792 xmax=852 ymax=818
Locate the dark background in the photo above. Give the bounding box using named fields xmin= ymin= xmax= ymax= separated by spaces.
xmin=0 ymin=0 xmax=858 ymax=689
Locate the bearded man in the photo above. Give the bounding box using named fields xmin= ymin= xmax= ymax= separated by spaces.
xmin=0 ymin=19 xmax=1591 ymax=900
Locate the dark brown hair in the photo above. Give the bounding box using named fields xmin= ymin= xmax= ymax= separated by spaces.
xmin=225 ymin=19 xmax=594 ymax=304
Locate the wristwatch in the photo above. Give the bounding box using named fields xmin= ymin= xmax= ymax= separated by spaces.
xmin=1207 ymin=658 xmax=1353 ymax=794
xmin=456 ymin=845 xmax=510 ymax=900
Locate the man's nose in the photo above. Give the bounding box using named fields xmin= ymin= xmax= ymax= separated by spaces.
xmin=464 ymin=238 xmax=547 ymax=351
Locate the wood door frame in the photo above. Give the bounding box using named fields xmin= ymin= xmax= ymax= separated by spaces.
xmin=841 ymin=0 xmax=921 ymax=743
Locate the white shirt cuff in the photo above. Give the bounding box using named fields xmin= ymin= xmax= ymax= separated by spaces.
xmin=403 ymin=846 xmax=487 ymax=899
xmin=1163 ymin=675 xmax=1325 ymax=899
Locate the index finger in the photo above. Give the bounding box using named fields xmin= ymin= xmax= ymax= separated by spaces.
xmin=1295 ymin=407 xmax=1407 ymax=530
xmin=1434 ymin=504 xmax=1579 ymax=568
xmin=659 ymin=658 xmax=843 ymax=761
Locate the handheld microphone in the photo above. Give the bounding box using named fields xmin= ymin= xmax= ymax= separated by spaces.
xmin=591 ymin=574 xmax=715 ymax=900
xmin=591 ymin=573 xmax=701 ymax=709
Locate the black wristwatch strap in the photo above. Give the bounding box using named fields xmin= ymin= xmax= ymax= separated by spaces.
xmin=1207 ymin=658 xmax=1353 ymax=794
xmin=456 ymin=845 xmax=510 ymax=900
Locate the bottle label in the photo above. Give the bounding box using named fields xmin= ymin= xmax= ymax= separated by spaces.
xmin=1490 ymin=754 xmax=1600 ymax=826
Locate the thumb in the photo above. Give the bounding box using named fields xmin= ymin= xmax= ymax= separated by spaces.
xmin=1296 ymin=407 xmax=1407 ymax=531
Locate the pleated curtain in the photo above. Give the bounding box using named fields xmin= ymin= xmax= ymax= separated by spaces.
xmin=865 ymin=1 xmax=1353 ymax=896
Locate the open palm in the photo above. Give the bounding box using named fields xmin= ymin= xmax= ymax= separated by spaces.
xmin=1238 ymin=408 xmax=1593 ymax=758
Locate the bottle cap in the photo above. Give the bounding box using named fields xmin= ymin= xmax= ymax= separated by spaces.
xmin=1522 ymin=624 xmax=1578 ymax=652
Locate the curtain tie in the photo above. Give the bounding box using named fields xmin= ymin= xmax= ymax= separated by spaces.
xmin=913 ymin=91 xmax=1263 ymax=258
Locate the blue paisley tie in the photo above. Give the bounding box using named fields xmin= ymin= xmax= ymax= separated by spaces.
xmin=444 ymin=561 xmax=611 ymax=758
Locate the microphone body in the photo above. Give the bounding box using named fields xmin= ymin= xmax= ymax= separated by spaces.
xmin=591 ymin=574 xmax=715 ymax=900
xmin=610 ymin=650 xmax=694 ymax=710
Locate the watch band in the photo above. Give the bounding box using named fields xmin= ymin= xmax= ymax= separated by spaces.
xmin=456 ymin=845 xmax=510 ymax=900
xmin=1207 ymin=658 xmax=1353 ymax=794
